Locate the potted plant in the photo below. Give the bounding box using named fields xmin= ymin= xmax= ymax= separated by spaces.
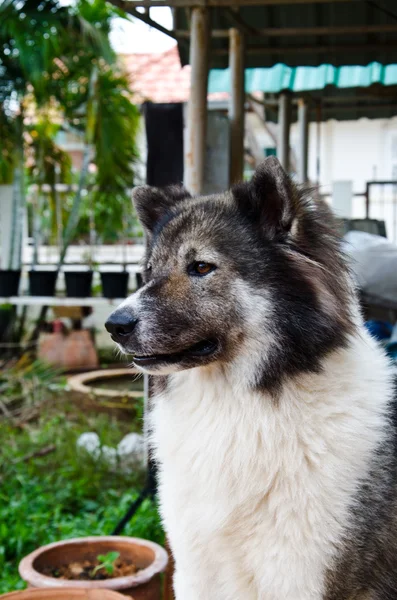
xmin=1 ymin=590 xmax=128 ymax=600
xmin=100 ymin=269 xmax=129 ymax=299
xmin=0 ymin=0 xmax=123 ymax=301
xmin=64 ymin=250 xmax=94 ymax=298
xmin=1 ymin=1 xmax=140 ymax=303
xmin=0 ymin=179 xmax=23 ymax=297
xmin=19 ymin=536 xmax=168 ymax=600
xmin=27 ymin=119 xmax=72 ymax=297
xmin=28 ymin=268 xmax=58 ymax=297
xmin=99 ymin=203 xmax=130 ymax=299
xmin=0 ymin=268 xmax=21 ymax=298
xmin=63 ymin=268 xmax=94 ymax=298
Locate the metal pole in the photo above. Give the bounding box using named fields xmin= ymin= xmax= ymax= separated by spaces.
xmin=316 ymin=101 xmax=322 ymax=188
xmin=365 ymin=181 xmax=370 ymax=219
xmin=229 ymin=27 xmax=245 ymax=184
xmin=298 ymin=98 xmax=309 ymax=183
xmin=277 ymin=93 xmax=291 ymax=172
xmin=184 ymin=7 xmax=210 ymax=195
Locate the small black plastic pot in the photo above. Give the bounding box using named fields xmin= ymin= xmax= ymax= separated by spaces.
xmin=100 ymin=271 xmax=129 ymax=299
xmin=28 ymin=270 xmax=58 ymax=297
xmin=64 ymin=270 xmax=93 ymax=298
xmin=0 ymin=270 xmax=21 ymax=297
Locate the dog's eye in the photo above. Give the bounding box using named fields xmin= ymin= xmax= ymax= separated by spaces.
xmin=188 ymin=262 xmax=216 ymax=277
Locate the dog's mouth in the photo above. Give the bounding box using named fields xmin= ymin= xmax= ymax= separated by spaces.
xmin=133 ymin=339 xmax=218 ymax=367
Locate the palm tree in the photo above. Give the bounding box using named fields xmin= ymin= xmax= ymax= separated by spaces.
xmin=0 ymin=0 xmax=140 ymax=270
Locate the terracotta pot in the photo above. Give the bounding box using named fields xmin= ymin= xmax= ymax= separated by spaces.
xmin=19 ymin=536 xmax=168 ymax=600
xmin=60 ymin=330 xmax=99 ymax=371
xmin=1 ymin=589 xmax=128 ymax=600
xmin=38 ymin=329 xmax=99 ymax=371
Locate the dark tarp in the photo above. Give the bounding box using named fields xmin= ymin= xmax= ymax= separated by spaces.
xmin=144 ymin=102 xmax=184 ymax=187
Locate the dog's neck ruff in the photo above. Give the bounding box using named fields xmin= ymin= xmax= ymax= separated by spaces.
xmin=149 ymin=327 xmax=393 ymax=600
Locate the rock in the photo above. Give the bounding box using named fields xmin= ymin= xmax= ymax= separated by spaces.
xmin=76 ymin=432 xmax=101 ymax=458
xmin=101 ymin=444 xmax=118 ymax=468
xmin=76 ymin=431 xmax=145 ymax=471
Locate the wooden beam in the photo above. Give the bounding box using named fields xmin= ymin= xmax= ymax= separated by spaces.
xmin=108 ymin=0 xmax=364 ymax=8
xmin=278 ymin=93 xmax=291 ymax=172
xmin=184 ymin=7 xmax=210 ymax=194
xmin=224 ymin=7 xmax=260 ymax=37
xmin=176 ymin=24 xmax=397 ymax=38
xmin=317 ymin=94 xmax=397 ymax=103
xmin=297 ymin=98 xmax=309 ymax=184
xmin=320 ymin=103 xmax=397 ymax=112
xmin=214 ymin=41 xmax=397 ymax=55
xmin=109 ymin=0 xmax=178 ymax=39
xmin=229 ymin=28 xmax=245 ymax=184
xmin=250 ymin=94 xmax=397 ymax=106
xmin=118 ymin=6 xmax=397 ymax=44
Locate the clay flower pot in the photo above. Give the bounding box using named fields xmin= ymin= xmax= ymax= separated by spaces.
xmin=19 ymin=536 xmax=168 ymax=600
xmin=0 ymin=590 xmax=128 ymax=600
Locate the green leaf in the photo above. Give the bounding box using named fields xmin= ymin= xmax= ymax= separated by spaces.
xmin=92 ymin=550 xmax=120 ymax=576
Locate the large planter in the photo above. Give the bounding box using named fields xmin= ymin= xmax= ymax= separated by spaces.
xmin=64 ymin=271 xmax=93 ymax=298
xmin=100 ymin=272 xmax=129 ymax=299
xmin=1 ymin=590 xmax=128 ymax=600
xmin=37 ymin=329 xmax=99 ymax=371
xmin=19 ymin=536 xmax=168 ymax=600
xmin=0 ymin=270 xmax=21 ymax=297
xmin=29 ymin=270 xmax=58 ymax=297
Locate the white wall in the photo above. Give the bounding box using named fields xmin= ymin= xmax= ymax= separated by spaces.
xmin=290 ymin=116 xmax=397 ymax=241
xmin=290 ymin=116 xmax=397 ymax=192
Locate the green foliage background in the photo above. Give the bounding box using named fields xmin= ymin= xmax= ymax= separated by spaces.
xmin=0 ymin=0 xmax=142 ymax=246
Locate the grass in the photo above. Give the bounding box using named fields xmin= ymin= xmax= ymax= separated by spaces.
xmin=0 ymin=395 xmax=163 ymax=593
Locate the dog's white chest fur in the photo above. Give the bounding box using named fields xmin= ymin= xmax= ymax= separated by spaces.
xmin=150 ymin=332 xmax=392 ymax=600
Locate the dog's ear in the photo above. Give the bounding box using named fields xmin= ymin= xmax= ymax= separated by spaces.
xmin=132 ymin=184 xmax=191 ymax=234
xmin=232 ymin=157 xmax=297 ymax=239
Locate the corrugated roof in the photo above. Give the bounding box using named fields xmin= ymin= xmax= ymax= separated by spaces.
xmin=208 ymin=62 xmax=397 ymax=94
xmin=208 ymin=62 xmax=397 ymax=122
xmin=175 ymin=1 xmax=397 ymax=69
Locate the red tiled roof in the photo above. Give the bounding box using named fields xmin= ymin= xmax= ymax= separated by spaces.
xmin=121 ymin=47 xmax=191 ymax=103
xmin=120 ymin=46 xmax=228 ymax=104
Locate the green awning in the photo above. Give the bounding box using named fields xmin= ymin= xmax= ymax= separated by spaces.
xmin=208 ymin=62 xmax=397 ymax=94
xmin=208 ymin=62 xmax=397 ymax=122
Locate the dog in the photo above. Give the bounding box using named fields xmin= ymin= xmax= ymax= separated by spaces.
xmin=106 ymin=157 xmax=397 ymax=600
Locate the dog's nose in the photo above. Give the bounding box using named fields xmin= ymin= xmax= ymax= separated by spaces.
xmin=105 ymin=311 xmax=138 ymax=339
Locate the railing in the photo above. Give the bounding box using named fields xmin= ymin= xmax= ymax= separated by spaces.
xmin=365 ymin=180 xmax=397 ymax=243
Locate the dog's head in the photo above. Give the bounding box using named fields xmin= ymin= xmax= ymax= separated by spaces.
xmin=106 ymin=157 xmax=354 ymax=390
